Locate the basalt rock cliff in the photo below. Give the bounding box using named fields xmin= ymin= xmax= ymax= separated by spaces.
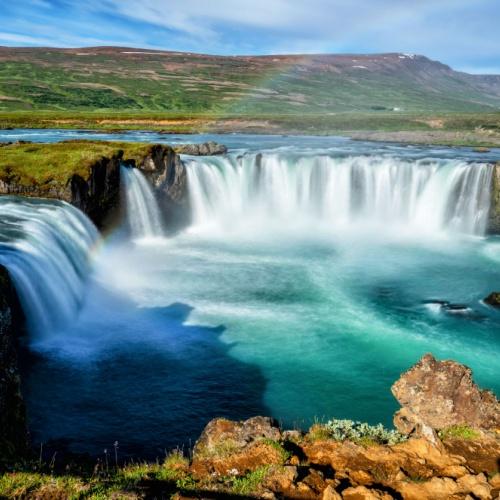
xmin=0 ymin=143 xmax=187 ymax=230
xmin=489 ymin=162 xmax=500 ymax=234
xmin=123 ymin=144 xmax=188 ymax=230
xmin=0 ymin=266 xmax=28 ymax=465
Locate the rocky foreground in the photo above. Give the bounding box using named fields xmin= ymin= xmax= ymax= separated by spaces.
xmin=1 ymin=354 xmax=499 ymax=499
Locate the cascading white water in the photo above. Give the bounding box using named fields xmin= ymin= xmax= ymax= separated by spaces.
xmin=0 ymin=197 xmax=98 ymax=337
xmin=120 ymin=166 xmax=164 ymax=239
xmin=185 ymin=154 xmax=493 ymax=236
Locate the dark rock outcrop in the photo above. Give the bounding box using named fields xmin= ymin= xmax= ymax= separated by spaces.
xmin=0 ymin=155 xmax=122 ymax=229
xmin=0 ymin=266 xmax=28 ymax=464
xmin=70 ymin=156 xmax=121 ymax=229
xmin=488 ymin=162 xmax=500 ymax=234
xmin=484 ymin=291 xmax=500 ymax=307
xmin=0 ymin=145 xmax=188 ymax=230
xmin=130 ymin=145 xmax=188 ymax=229
xmin=392 ymin=353 xmax=500 ymax=434
xmin=174 ymin=141 xmax=227 ymax=156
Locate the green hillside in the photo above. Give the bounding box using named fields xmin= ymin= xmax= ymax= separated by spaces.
xmin=1 ymin=47 xmax=500 ymax=114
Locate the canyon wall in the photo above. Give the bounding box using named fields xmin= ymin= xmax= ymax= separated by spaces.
xmin=0 ymin=266 xmax=28 ymax=464
xmin=488 ymin=162 xmax=500 ymax=234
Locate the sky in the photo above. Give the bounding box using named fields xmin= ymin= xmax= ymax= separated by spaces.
xmin=0 ymin=0 xmax=499 ymax=74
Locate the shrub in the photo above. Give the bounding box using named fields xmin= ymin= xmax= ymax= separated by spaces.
xmin=312 ymin=419 xmax=407 ymax=445
xmin=230 ymin=466 xmax=270 ymax=495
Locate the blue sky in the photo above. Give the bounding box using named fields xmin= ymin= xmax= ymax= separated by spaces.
xmin=1 ymin=0 xmax=499 ymax=74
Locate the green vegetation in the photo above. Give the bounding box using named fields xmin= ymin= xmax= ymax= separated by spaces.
xmin=0 ymin=451 xmax=195 ymax=500
xmin=1 ymin=110 xmax=500 ymax=147
xmin=438 ymin=424 xmax=480 ymax=441
xmin=0 ymin=48 xmax=500 ymax=114
xmin=0 ymin=453 xmax=269 ymax=499
xmin=228 ymin=465 xmax=271 ymax=495
xmin=260 ymin=438 xmax=292 ymax=464
xmin=0 ymin=47 xmax=499 ymax=146
xmin=0 ymin=140 xmax=156 ymax=187
xmin=308 ymin=419 xmax=407 ymax=446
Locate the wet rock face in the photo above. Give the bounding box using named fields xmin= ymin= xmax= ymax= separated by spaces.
xmin=0 ymin=266 xmax=28 ymax=463
xmin=392 ymin=353 xmax=500 ymax=434
xmin=484 ymin=291 xmax=500 ymax=307
xmin=489 ymin=162 xmax=500 ymax=234
xmin=137 ymin=145 xmax=186 ymax=203
xmin=70 ymin=156 xmax=121 ymax=229
xmin=135 ymin=145 xmax=188 ymax=229
xmin=174 ymin=141 xmax=228 ymax=156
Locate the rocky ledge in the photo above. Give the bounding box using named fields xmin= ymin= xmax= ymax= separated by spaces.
xmin=0 ymin=141 xmax=187 ymax=229
xmin=3 ymin=354 xmax=496 ymax=499
xmin=174 ymin=141 xmax=227 ymax=156
xmin=177 ymin=354 xmax=499 ymax=499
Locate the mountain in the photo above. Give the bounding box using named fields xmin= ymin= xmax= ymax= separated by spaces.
xmin=1 ymin=46 xmax=500 ymax=113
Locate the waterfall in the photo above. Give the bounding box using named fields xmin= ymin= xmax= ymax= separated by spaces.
xmin=120 ymin=166 xmax=164 ymax=239
xmin=0 ymin=197 xmax=98 ymax=337
xmin=185 ymin=154 xmax=493 ymax=236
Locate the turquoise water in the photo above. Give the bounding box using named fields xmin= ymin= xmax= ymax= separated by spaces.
xmin=100 ymin=229 xmax=500 ymax=427
xmin=2 ymin=131 xmax=499 ymax=458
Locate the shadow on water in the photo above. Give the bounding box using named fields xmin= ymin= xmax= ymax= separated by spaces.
xmin=19 ymin=301 xmax=270 ymax=461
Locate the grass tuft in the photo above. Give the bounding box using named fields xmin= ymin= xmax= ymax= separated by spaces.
xmin=438 ymin=424 xmax=480 ymax=441
xmin=229 ymin=466 xmax=270 ymax=495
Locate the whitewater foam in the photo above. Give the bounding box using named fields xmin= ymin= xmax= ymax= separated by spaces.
xmin=185 ymin=154 xmax=493 ymax=237
xmin=0 ymin=197 xmax=98 ymax=337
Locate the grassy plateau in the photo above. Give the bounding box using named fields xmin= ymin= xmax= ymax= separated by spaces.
xmin=0 ymin=47 xmax=499 ymax=146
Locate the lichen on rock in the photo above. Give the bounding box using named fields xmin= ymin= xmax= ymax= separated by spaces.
xmin=391 ymin=353 xmax=500 ymax=435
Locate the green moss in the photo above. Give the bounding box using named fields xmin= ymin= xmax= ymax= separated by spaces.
xmin=0 ymin=140 xmax=156 ymax=188
xmin=438 ymin=424 xmax=480 ymax=441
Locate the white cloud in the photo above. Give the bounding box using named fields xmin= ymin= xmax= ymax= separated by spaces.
xmin=1 ymin=0 xmax=498 ymax=73
xmin=0 ymin=32 xmax=52 ymax=45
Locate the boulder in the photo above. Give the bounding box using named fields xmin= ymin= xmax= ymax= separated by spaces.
xmin=484 ymin=292 xmax=500 ymax=307
xmin=322 ymin=485 xmax=342 ymax=500
xmin=193 ymin=416 xmax=281 ymax=459
xmin=191 ymin=417 xmax=284 ymax=478
xmin=392 ymin=354 xmax=500 ymax=434
xmin=175 ymin=141 xmax=227 ymax=156
xmin=342 ymin=485 xmax=393 ymax=499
